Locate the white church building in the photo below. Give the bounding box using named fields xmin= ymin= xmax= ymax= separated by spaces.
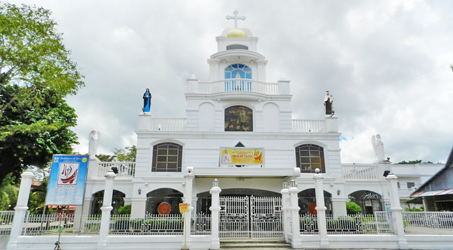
xmin=4 ymin=11 xmax=452 ymax=250
xmin=80 ymin=10 xmax=449 ymax=222
xmin=82 ymin=12 xmax=399 ymax=220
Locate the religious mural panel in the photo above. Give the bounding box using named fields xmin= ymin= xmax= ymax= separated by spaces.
xmin=224 ymin=105 xmax=253 ymax=131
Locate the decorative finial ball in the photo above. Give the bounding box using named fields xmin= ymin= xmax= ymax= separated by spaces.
xmin=315 ymin=168 xmax=320 ymax=174
xmin=227 ymin=29 xmax=247 ymax=38
xmin=191 ymin=74 xmax=196 ymax=79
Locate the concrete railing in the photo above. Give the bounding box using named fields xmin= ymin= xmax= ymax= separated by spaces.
xmin=198 ymin=79 xmax=279 ymax=95
xmin=96 ymin=162 xmax=136 ymax=178
xmin=151 ymin=118 xmax=186 ymax=131
xmin=292 ymin=120 xmax=326 ymax=132
xmin=342 ymin=164 xmax=379 ymax=180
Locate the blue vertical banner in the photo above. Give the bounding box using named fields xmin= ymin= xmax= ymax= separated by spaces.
xmin=45 ymin=155 xmax=89 ymax=205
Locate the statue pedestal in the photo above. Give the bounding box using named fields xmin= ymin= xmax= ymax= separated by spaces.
xmin=324 ymin=116 xmax=337 ymax=133
xmin=138 ymin=112 xmax=152 ymax=130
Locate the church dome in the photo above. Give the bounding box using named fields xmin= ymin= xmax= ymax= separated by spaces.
xmin=227 ymin=29 xmax=247 ymax=38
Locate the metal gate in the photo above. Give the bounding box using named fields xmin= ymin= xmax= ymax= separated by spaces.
xmin=219 ymin=196 xmax=283 ymax=239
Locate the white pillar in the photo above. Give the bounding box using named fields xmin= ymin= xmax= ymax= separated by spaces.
xmin=314 ymin=172 xmax=329 ymax=248
xmin=209 ymin=179 xmax=221 ymax=250
xmin=386 ymin=174 xmax=408 ymax=249
xmin=280 ymin=182 xmax=290 ymax=243
xmin=183 ymin=167 xmax=195 ymax=249
xmin=6 ymin=171 xmax=34 ymax=250
xmin=97 ymin=170 xmax=116 ymax=250
xmin=288 ymin=180 xmax=302 ymax=249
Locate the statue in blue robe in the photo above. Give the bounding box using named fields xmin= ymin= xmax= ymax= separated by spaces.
xmin=143 ymin=88 xmax=152 ymax=112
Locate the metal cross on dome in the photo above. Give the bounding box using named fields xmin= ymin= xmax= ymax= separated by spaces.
xmin=226 ymin=10 xmax=246 ymax=29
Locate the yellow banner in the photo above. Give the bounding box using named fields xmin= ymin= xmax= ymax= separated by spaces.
xmin=220 ymin=148 xmax=264 ymax=165
xmin=179 ymin=203 xmax=189 ymax=213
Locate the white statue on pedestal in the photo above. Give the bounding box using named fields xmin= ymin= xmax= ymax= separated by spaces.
xmin=371 ymin=134 xmax=385 ymax=162
xmin=88 ymin=130 xmax=101 ymax=157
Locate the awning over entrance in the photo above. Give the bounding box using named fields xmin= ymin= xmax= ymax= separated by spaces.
xmin=410 ymin=188 xmax=453 ymax=198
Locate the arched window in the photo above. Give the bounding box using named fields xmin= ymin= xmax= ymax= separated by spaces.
xmin=152 ymin=143 xmax=183 ymax=172
xmin=225 ymin=64 xmax=252 ymax=79
xmin=224 ymin=64 xmax=252 ymax=91
xmin=295 ymin=144 xmax=325 ymax=173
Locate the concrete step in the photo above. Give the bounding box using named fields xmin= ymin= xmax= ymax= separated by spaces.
xmin=220 ymin=239 xmax=292 ymax=249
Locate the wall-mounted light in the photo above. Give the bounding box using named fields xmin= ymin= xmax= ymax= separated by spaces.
xmin=138 ymin=188 xmax=141 ymax=195
xmin=337 ymin=189 xmax=341 ymax=195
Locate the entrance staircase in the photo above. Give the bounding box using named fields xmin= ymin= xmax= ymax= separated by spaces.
xmin=220 ymin=239 xmax=292 ymax=249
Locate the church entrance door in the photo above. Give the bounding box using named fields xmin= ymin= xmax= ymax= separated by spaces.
xmin=219 ymin=196 xmax=283 ymax=239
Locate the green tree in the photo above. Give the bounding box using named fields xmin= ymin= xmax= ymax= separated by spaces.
xmin=113 ymin=145 xmax=137 ymax=162
xmin=0 ymin=173 xmax=18 ymax=210
xmin=346 ymin=201 xmax=362 ymax=214
xmin=96 ymin=145 xmax=137 ymax=162
xmin=0 ymin=3 xmax=84 ymax=184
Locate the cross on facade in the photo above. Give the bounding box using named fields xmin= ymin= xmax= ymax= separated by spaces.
xmin=226 ymin=10 xmax=246 ymax=29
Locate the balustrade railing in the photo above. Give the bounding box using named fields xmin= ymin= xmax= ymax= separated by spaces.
xmin=198 ymin=79 xmax=279 ymax=95
xmin=0 ymin=211 xmax=14 ymax=235
xmin=97 ymin=162 xmax=135 ymax=178
xmin=151 ymin=118 xmax=186 ymax=131
xmin=342 ymin=164 xmax=379 ymax=180
xmin=402 ymin=211 xmax=453 ymax=235
xmin=292 ymin=120 xmax=326 ymax=132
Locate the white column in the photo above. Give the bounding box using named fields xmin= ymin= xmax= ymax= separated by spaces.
xmin=288 ymin=180 xmax=302 ymax=249
xmin=183 ymin=167 xmax=195 ymax=249
xmin=97 ymin=170 xmax=116 ymax=250
xmin=6 ymin=171 xmax=34 ymax=250
xmin=280 ymin=182 xmax=290 ymax=243
xmin=209 ymin=179 xmax=221 ymax=250
xmin=386 ymin=174 xmax=408 ymax=249
xmin=314 ymin=172 xmax=329 ymax=248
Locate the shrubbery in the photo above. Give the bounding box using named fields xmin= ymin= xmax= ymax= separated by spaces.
xmin=346 ymin=202 xmax=362 ymax=214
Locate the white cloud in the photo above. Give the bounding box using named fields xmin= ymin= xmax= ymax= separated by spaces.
xmin=9 ymin=0 xmax=453 ymax=163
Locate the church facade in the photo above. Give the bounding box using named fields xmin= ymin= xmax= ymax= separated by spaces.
xmin=81 ymin=13 xmax=403 ymax=221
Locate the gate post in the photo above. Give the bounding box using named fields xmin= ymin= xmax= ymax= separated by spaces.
xmin=210 ymin=179 xmax=222 ymax=250
xmin=289 ymin=180 xmax=302 ymax=248
xmin=280 ymin=182 xmax=290 ymax=243
xmin=183 ymin=166 xmax=195 ymax=249
xmin=386 ymin=174 xmax=408 ymax=249
xmin=97 ymin=169 xmax=116 ymax=250
xmin=6 ymin=170 xmax=34 ymax=250
xmin=313 ymin=169 xmax=329 ymax=248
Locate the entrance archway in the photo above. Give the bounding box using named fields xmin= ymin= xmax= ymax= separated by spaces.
xmin=146 ymin=188 xmax=183 ymax=215
xmin=196 ymin=188 xmax=282 ymax=239
xmin=298 ymin=189 xmax=332 ymax=215
xmin=349 ymin=190 xmax=382 ymax=214
xmin=90 ymin=190 xmax=125 ymax=215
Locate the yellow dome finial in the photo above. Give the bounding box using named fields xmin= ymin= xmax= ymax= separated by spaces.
xmin=227 ymin=29 xmax=247 ymax=38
